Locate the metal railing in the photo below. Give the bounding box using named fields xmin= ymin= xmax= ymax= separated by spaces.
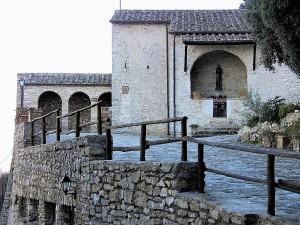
xmin=30 ymin=101 xmax=103 ymax=146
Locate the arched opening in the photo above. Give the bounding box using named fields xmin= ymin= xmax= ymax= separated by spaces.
xmin=38 ymin=91 xmax=62 ymax=131
xmin=98 ymin=92 xmax=112 ymax=123
xmin=68 ymin=92 xmax=91 ymax=132
xmin=190 ymin=50 xmax=247 ymax=117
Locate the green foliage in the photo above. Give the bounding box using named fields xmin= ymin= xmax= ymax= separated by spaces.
xmin=260 ymin=96 xmax=285 ymax=123
xmin=246 ymin=0 xmax=300 ymax=77
xmin=242 ymin=91 xmax=285 ymax=127
xmin=189 ymin=124 xmax=199 ymax=128
xmin=279 ymin=103 xmax=296 ymax=119
xmin=239 ymin=0 xmax=250 ymax=9
xmin=242 ymin=91 xmax=263 ymax=127
xmin=247 ymin=116 xmax=259 ymax=127
xmin=286 ymin=119 xmax=300 ymax=139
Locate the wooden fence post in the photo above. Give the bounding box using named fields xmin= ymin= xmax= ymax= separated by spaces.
xmin=267 ymin=154 xmax=275 ymax=216
xmin=198 ymin=143 xmax=205 ymax=193
xmin=30 ymin=121 xmax=34 ymax=146
xmin=75 ymin=111 xmax=80 ymax=137
xmin=106 ymin=128 xmax=112 ymax=160
xmin=42 ymin=117 xmax=46 ymax=144
xmin=56 ymin=109 xmax=60 ymax=142
xmin=140 ymin=124 xmax=146 ymax=161
xmin=97 ymin=102 xmax=102 ymax=135
xmin=181 ymin=116 xmax=188 ymax=161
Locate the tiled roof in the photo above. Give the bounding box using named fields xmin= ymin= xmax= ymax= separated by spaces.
xmin=182 ymin=33 xmax=253 ymax=44
xmin=109 ymin=10 xmax=174 ymax=24
xmin=18 ymin=73 xmax=112 ymax=86
xmin=110 ymin=9 xmax=252 ymax=34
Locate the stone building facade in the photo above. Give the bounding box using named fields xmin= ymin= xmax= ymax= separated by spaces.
xmin=16 ymin=73 xmax=112 ymax=132
xmin=110 ymin=9 xmax=300 ymax=135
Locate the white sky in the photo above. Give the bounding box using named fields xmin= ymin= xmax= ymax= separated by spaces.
xmin=0 ymin=0 xmax=243 ymax=172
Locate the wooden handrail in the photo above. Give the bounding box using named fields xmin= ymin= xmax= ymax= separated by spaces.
xmin=183 ymin=136 xmax=300 ymax=216
xmin=30 ymin=101 xmax=103 ymax=145
xmin=108 ymin=117 xmax=184 ymax=129
xmin=183 ymin=136 xmax=300 ymax=159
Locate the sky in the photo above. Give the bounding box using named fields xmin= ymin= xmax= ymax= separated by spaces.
xmin=0 ymin=0 xmax=243 ymax=172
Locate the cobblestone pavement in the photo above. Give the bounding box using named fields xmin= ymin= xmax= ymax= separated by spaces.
xmin=48 ymin=133 xmax=300 ymax=224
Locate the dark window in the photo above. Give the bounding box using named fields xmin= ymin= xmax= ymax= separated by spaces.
xmin=213 ymin=100 xmax=227 ymax=117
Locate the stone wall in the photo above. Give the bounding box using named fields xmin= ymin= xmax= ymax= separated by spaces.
xmin=4 ymin=123 xmax=293 ymax=225
xmin=87 ymin=161 xmax=198 ymax=224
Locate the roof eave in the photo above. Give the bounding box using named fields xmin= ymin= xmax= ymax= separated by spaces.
xmin=170 ymin=30 xmax=253 ymax=35
xmin=183 ymin=40 xmax=255 ymax=45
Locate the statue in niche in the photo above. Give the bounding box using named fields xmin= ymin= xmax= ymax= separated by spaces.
xmin=215 ymin=64 xmax=222 ymax=90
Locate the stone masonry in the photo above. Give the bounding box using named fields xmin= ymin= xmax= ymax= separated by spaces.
xmin=1 ymin=122 xmax=294 ymax=225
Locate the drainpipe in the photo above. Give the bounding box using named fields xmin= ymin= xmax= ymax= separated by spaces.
xmin=173 ymin=34 xmax=176 ymax=136
xmin=166 ymin=24 xmax=170 ymax=135
xmin=253 ymin=44 xmax=256 ymax=71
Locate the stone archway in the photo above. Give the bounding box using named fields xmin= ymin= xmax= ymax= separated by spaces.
xmin=68 ymin=92 xmax=91 ymax=132
xmin=98 ymin=92 xmax=112 ymax=122
xmin=98 ymin=92 xmax=112 ymax=107
xmin=190 ymin=50 xmax=247 ymax=99
xmin=38 ymin=91 xmax=62 ymax=131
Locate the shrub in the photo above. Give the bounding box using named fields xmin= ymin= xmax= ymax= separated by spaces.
xmin=286 ymin=119 xmax=300 ymax=139
xmin=189 ymin=124 xmax=199 ymax=128
xmin=242 ymin=91 xmax=285 ymax=126
xmin=260 ymin=96 xmax=285 ymax=123
xmin=279 ymin=103 xmax=296 ymax=119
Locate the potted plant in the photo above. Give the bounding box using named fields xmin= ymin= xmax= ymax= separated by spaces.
xmin=276 ymin=132 xmax=291 ymax=149
xmin=261 ymin=130 xmax=276 ymax=148
xmin=192 ymin=91 xmax=201 ymax=100
xmin=189 ymin=124 xmax=199 ymax=136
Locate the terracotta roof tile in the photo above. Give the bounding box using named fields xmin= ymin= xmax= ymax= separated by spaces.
xmin=182 ymin=33 xmax=253 ymax=44
xmin=110 ymin=9 xmax=252 ymax=34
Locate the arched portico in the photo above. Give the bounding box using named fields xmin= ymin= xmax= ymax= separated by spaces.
xmin=98 ymin=92 xmax=112 ymax=120
xmin=38 ymin=91 xmax=62 ymax=131
xmin=68 ymin=92 xmax=91 ymax=132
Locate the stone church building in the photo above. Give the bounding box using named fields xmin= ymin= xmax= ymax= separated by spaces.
xmin=15 ymin=9 xmax=300 ymax=135
xmin=3 ymin=8 xmax=300 ymax=225
xmin=110 ymin=9 xmax=300 ymax=134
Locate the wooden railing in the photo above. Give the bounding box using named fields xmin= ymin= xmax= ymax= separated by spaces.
xmin=30 ymin=101 xmax=103 ymax=146
xmin=29 ymin=106 xmax=300 ymax=216
xmin=105 ymin=116 xmax=188 ymax=161
xmin=183 ymin=136 xmax=300 ymax=216
xmin=105 ymin=119 xmax=300 ymax=216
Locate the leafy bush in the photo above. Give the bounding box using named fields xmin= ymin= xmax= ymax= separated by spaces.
xmin=279 ymin=103 xmax=296 ymax=119
xmin=242 ymin=91 xmax=263 ymax=127
xmin=286 ymin=119 xmax=300 ymax=139
xmin=247 ymin=116 xmax=259 ymax=127
xmin=260 ymin=96 xmax=285 ymax=123
xmin=242 ymin=91 xmax=285 ymax=127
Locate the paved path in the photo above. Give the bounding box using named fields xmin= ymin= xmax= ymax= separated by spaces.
xmin=48 ymin=133 xmax=300 ymax=224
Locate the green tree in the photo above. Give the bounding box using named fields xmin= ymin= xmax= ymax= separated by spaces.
xmin=245 ymin=0 xmax=300 ymax=77
xmin=239 ymin=0 xmax=250 ymax=9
